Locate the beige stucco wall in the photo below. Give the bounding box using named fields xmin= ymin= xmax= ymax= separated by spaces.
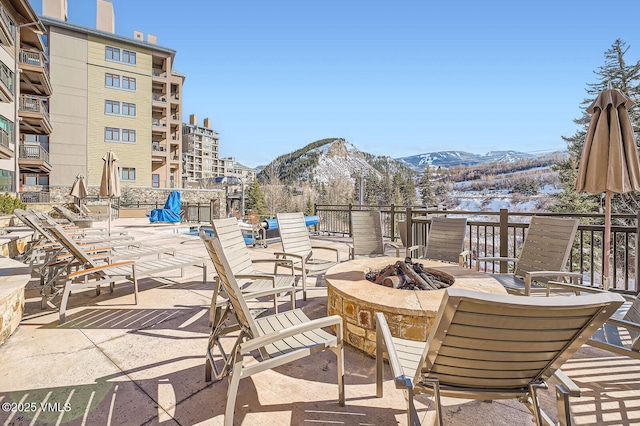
xmin=86 ymin=34 xmax=152 ymax=187
xmin=47 ymin=26 xmax=88 ymax=187
xmin=0 ymin=44 xmax=16 ymax=183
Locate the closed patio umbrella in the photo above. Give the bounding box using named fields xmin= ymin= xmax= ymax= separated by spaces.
xmin=69 ymin=173 xmax=88 ymax=215
xmin=575 ymin=88 xmax=640 ymax=289
xmin=99 ymin=151 xmax=121 ymax=236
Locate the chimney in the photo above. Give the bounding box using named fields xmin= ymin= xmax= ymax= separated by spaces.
xmin=42 ymin=0 xmax=68 ymax=21
xmin=133 ymin=30 xmax=143 ymax=41
xmin=203 ymin=118 xmax=211 ymax=128
xmin=96 ymin=0 xmax=115 ymax=33
xmin=189 ymin=114 xmax=197 ymax=125
xmin=147 ymin=34 xmax=157 ymax=44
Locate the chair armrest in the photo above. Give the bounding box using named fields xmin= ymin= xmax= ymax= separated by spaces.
xmin=406 ymin=244 xmax=425 ymax=259
xmin=240 ymin=315 xmax=343 ymax=353
xmin=311 ymin=245 xmax=341 ymax=262
xmin=476 ymin=256 xmax=518 ymax=271
xmin=384 ymin=242 xmax=401 ymax=257
xmin=273 ymin=251 xmax=305 ymax=261
xmin=524 ymin=271 xmax=583 ymax=296
xmin=252 ymin=258 xmax=295 ymax=268
xmin=607 ymin=317 xmax=640 ymax=333
xmin=459 ymin=249 xmax=471 ymax=267
xmin=67 ymin=260 xmax=135 ymax=279
xmin=552 ymin=369 xmax=581 ymax=397
xmin=375 ymin=312 xmax=414 ymax=390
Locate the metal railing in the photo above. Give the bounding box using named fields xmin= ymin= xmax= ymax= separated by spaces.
xmin=20 ymin=191 xmax=50 ymax=203
xmin=121 ymin=201 xmax=213 ymax=222
xmin=314 ymin=204 xmax=640 ymax=294
xmin=0 ymin=5 xmax=16 ymax=42
xmin=19 ymin=49 xmax=47 ymax=68
xmin=19 ymin=95 xmax=49 ymax=119
xmin=19 ymin=144 xmax=50 ymax=163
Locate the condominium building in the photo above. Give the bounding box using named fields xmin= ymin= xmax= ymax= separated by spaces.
xmin=0 ymin=0 xmax=49 ymax=199
xmin=38 ymin=0 xmax=183 ymax=192
xmin=182 ymin=114 xmax=220 ymax=185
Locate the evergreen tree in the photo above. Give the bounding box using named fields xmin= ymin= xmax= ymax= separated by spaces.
xmin=244 ymin=180 xmax=266 ymax=215
xmin=417 ymin=165 xmax=436 ymax=207
xmin=552 ymin=39 xmax=640 ymax=214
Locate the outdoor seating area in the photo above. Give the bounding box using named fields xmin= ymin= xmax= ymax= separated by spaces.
xmin=1 ymin=214 xmax=640 ymax=425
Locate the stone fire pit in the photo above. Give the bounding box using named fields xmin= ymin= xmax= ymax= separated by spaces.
xmin=325 ymin=257 xmax=507 ymax=356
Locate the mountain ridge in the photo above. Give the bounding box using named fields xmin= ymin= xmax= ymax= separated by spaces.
xmin=395 ymin=150 xmax=566 ymax=171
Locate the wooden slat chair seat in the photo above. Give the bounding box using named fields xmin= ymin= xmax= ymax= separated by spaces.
xmin=46 ymin=224 xmax=206 ymax=324
xmin=209 ymin=218 xmax=296 ymax=325
xmin=477 ymin=216 xmax=581 ymax=295
xmin=401 ymin=217 xmax=470 ymax=266
xmin=275 ymin=212 xmax=341 ymax=300
xmin=201 ymin=233 xmax=345 ymax=426
xmin=375 ymin=288 xmax=624 ymax=426
xmin=348 ymin=210 xmax=400 ymax=259
xmin=543 ymin=282 xmax=640 ymax=359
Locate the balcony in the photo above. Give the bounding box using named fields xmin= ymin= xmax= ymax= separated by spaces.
xmin=152 ymin=68 xmax=166 ymax=80
xmin=152 ymin=118 xmax=167 ymax=129
xmin=0 ymin=127 xmax=13 ymax=160
xmin=19 ymin=95 xmax=52 ymax=135
xmin=152 ymin=93 xmax=166 ymax=103
xmin=19 ymin=49 xmax=52 ymax=96
xmin=170 ymin=113 xmax=180 ymax=122
xmin=18 ymin=144 xmax=52 ymax=173
xmin=0 ymin=4 xmax=15 ymax=46
xmin=0 ymin=61 xmax=13 ymax=102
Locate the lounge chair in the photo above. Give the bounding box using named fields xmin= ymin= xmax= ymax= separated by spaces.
xmin=476 ymin=216 xmax=581 ymax=295
xmin=399 ymin=217 xmax=470 ymax=266
xmin=201 ymin=232 xmax=344 ymax=426
xmin=53 ymin=205 xmax=96 ymax=228
xmin=209 ymin=217 xmax=296 ymax=319
xmin=45 ymin=224 xmax=206 ymax=324
xmin=540 ymin=281 xmax=640 ymax=360
xmin=348 ymin=210 xmax=400 ymax=259
xmin=375 ymin=287 xmax=624 ymax=426
xmin=275 ymin=212 xmax=341 ymax=300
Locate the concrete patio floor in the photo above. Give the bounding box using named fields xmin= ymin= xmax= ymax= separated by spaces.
xmin=1 ymin=218 xmax=639 ymax=425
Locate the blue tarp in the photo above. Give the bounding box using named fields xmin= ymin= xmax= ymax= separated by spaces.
xmin=148 ymin=190 xmax=181 ymax=223
xmin=263 ymin=215 xmax=319 ymax=230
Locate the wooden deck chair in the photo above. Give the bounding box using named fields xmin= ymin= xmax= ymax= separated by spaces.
xmin=201 ymin=232 xmax=345 ymax=426
xmin=349 ymin=210 xmax=400 ymax=259
xmin=477 ymin=216 xmax=581 ymax=296
xmin=399 ymin=217 xmax=470 ymax=267
xmin=46 ymin=224 xmax=206 ymax=324
xmin=275 ymin=212 xmax=341 ymax=300
xmin=210 ymin=218 xmax=296 ymax=320
xmin=375 ymin=288 xmax=624 ymax=426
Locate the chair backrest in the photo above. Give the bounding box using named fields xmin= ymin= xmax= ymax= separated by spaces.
xmin=47 ymin=224 xmax=100 ymax=269
xmin=350 ymin=210 xmax=385 ymax=257
xmin=514 ymin=216 xmax=579 ymax=283
xmin=626 ymin=296 xmax=640 ymax=350
xmin=417 ymin=288 xmax=624 ymax=391
xmin=424 ymin=217 xmax=467 ymax=264
xmin=210 ymin=218 xmax=256 ymax=276
xmin=200 ymin=231 xmax=260 ymax=337
xmin=54 ymin=205 xmax=80 ymax=221
xmin=277 ymin=212 xmax=313 ymax=259
xmin=14 ymin=209 xmax=55 ymax=241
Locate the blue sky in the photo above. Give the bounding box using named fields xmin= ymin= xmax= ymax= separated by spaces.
xmin=29 ymin=0 xmax=640 ymax=167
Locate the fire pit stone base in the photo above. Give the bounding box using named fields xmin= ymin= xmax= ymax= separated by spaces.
xmin=325 ymin=257 xmax=507 ymax=356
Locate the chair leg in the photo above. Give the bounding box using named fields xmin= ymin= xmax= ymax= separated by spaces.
xmin=376 ymin=323 xmax=385 ymax=398
xmin=132 ymin=265 xmax=138 ymax=305
xmin=423 ymin=378 xmax=442 ymax=426
xmin=336 ymin=322 xmax=345 ymax=406
xmin=225 ymin=354 xmax=243 ymax=426
xmin=556 ymin=384 xmax=573 ymax=426
xmin=528 ymin=383 xmax=544 ymax=426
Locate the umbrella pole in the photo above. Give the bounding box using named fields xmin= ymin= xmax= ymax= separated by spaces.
xmin=108 ymin=197 xmax=112 ymax=237
xmin=603 ymin=191 xmax=612 ymax=290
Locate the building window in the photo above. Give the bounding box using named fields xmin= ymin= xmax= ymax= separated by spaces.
xmin=121 ymin=167 xmax=136 ymax=181
xmin=122 ymin=129 xmax=136 ymax=142
xmin=105 ymin=46 xmax=120 ymax=61
xmin=122 ymin=102 xmax=136 ymax=117
xmin=106 ymin=46 xmax=136 ymax=65
xmin=0 ymin=115 xmax=13 ymax=143
xmin=105 ymin=127 xmax=120 ymax=141
xmin=122 ymin=49 xmax=136 ymax=64
xmin=105 ymin=100 xmax=120 ymax=114
xmin=105 ymin=73 xmax=120 ymax=88
xmin=152 ymin=174 xmax=159 ymax=188
xmin=122 ymin=76 xmax=136 ymax=91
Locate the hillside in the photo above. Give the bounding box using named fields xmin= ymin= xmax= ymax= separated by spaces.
xmin=395 ymin=150 xmax=566 ymax=171
xmin=256 ymin=138 xmax=415 ymax=185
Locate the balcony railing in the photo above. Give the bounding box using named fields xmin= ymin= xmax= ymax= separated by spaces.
xmin=0 ymin=127 xmax=11 ymax=151
xmin=19 ymin=49 xmax=47 ymax=68
xmin=152 ymin=145 xmax=166 ymax=152
xmin=19 ymin=95 xmax=49 ymax=119
xmin=20 ymin=144 xmax=50 ymax=163
xmin=314 ymin=204 xmax=640 ymax=295
xmin=152 ymin=68 xmax=166 ymax=78
xmin=152 ymin=118 xmax=167 ymax=127
xmin=152 ymin=93 xmax=166 ymax=102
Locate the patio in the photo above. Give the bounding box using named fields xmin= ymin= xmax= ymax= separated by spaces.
xmin=1 ymin=218 xmax=639 ymax=425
